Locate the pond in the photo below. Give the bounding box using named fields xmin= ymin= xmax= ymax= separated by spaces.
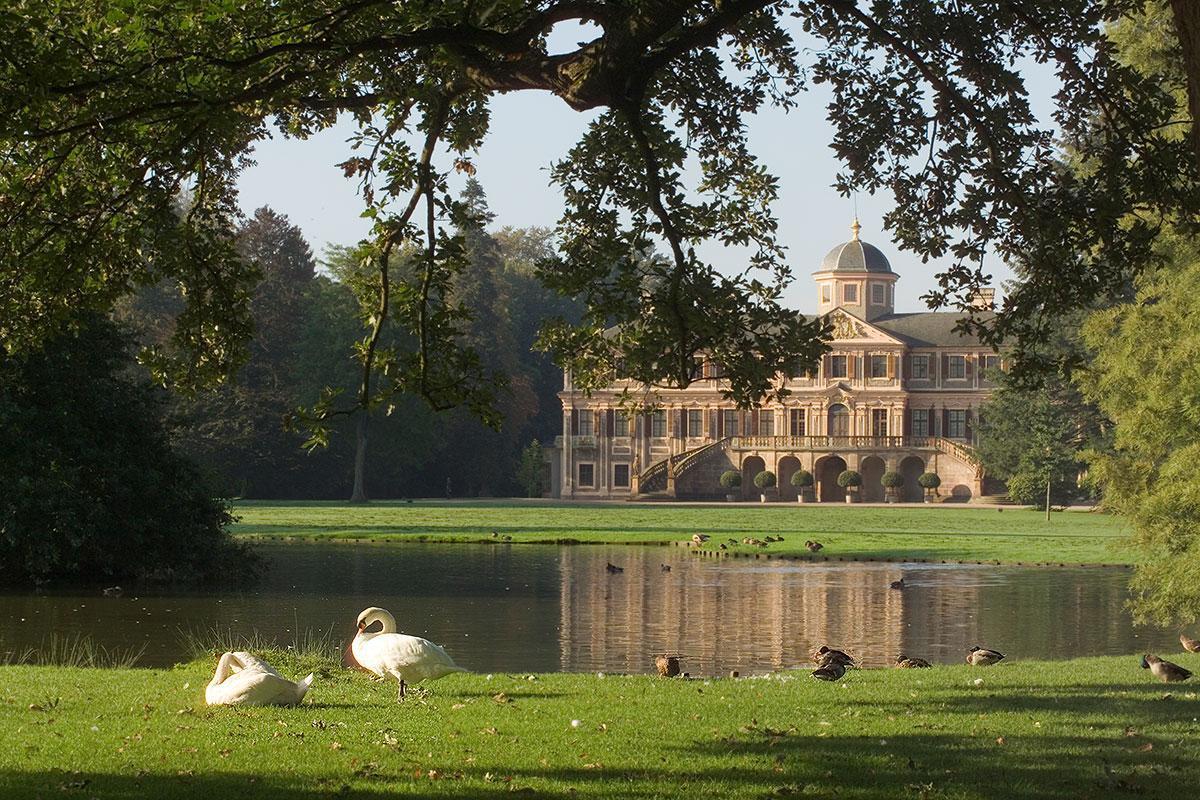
xmin=0 ymin=543 xmax=1175 ymax=674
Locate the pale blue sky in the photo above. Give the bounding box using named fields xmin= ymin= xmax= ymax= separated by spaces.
xmin=237 ymin=33 xmax=1056 ymax=315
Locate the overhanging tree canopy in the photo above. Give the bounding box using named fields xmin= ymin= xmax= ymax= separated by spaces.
xmin=2 ymin=0 xmax=1197 ymax=419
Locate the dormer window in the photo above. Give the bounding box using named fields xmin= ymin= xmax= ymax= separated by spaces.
xmin=843 ymin=283 xmax=858 ymax=304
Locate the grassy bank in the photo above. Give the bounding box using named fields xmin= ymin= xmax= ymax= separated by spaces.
xmin=2 ymin=653 xmax=1197 ymax=798
xmin=231 ymin=501 xmax=1131 ymax=565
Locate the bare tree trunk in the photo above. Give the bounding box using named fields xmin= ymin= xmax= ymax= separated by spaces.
xmin=350 ymin=410 xmax=369 ymax=503
xmin=1171 ymin=0 xmax=1200 ymax=166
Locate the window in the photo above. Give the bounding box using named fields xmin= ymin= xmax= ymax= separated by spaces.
xmin=723 ymin=409 xmax=739 ymax=437
xmin=687 ymin=409 xmax=702 ymax=438
xmin=870 ymin=354 xmax=888 ymax=378
xmin=948 ymin=355 xmax=966 ymax=379
xmin=614 ymin=412 xmax=629 ymax=437
xmin=911 ymin=409 xmax=929 ymax=436
xmin=910 ymin=355 xmax=929 ymax=380
xmin=983 ymin=355 xmax=1000 ymax=374
xmin=871 ymin=282 xmax=886 ymax=305
xmin=651 ymin=410 xmax=666 ymax=438
xmin=872 ymin=408 xmax=888 ymax=437
xmin=821 ymin=283 xmax=831 ymax=304
xmin=578 ymin=463 xmax=594 ymax=487
xmin=829 ymin=355 xmax=848 ymax=378
xmin=578 ymin=411 xmax=594 ymax=437
xmin=947 ymin=409 xmax=967 ymax=439
xmin=843 ymin=283 xmax=858 ymax=304
xmin=790 ymin=408 xmax=806 ymax=436
xmin=758 ymin=412 xmax=774 ymax=436
xmin=613 ymin=464 xmax=630 ymax=487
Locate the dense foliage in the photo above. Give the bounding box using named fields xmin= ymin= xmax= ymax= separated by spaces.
xmin=837 ymin=470 xmax=862 ymax=489
xmin=126 ymin=201 xmax=576 ymax=499
xmin=753 ymin=470 xmax=776 ymax=490
xmin=720 ymin=470 xmax=742 ymax=489
xmin=790 ymin=469 xmax=813 ymax=488
xmin=2 ymin=0 xmax=1197 ymax=426
xmin=0 ymin=318 xmax=252 ymax=586
xmin=1080 ymin=245 xmax=1200 ymax=625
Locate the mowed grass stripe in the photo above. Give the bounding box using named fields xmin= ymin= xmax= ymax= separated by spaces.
xmin=231 ymin=502 xmax=1131 ymax=565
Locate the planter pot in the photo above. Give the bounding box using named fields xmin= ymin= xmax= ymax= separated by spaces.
xmin=844 ymin=493 xmax=859 ymax=504
xmin=796 ymin=494 xmax=806 ymax=504
xmin=726 ymin=493 xmax=738 ymax=502
xmin=760 ymin=494 xmax=768 ymax=503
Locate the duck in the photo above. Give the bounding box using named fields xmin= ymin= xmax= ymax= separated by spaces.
xmin=966 ymin=646 xmax=1005 ymax=666
xmin=890 ymin=578 xmax=905 ymax=590
xmin=205 ymin=651 xmax=313 ymax=707
xmin=805 ymin=540 xmax=823 ymax=552
xmin=606 ymin=562 xmax=624 ymax=574
xmin=349 ymin=607 xmax=465 ymax=701
xmin=811 ymin=661 xmax=846 ymax=682
xmin=1181 ymin=634 xmax=1200 ymax=654
xmin=691 ymin=534 xmax=710 ymax=544
xmin=894 ymin=654 xmax=932 ymax=669
xmin=727 ymin=538 xmax=739 ymax=545
xmin=660 ymin=564 xmax=672 ymax=573
xmin=1142 ymin=654 xmax=1192 ymax=683
xmin=102 ymin=586 xmax=122 ymax=597
xmin=655 ymin=654 xmax=681 ymax=678
xmin=811 ymin=646 xmax=856 ymax=668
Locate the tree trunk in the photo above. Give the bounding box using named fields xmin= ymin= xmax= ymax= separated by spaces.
xmin=350 ymin=410 xmax=369 ymax=503
xmin=1171 ymin=0 xmax=1200 ymax=166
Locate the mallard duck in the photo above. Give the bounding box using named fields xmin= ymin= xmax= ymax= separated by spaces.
xmin=889 ymin=578 xmax=905 ymax=590
xmin=806 ymin=540 xmax=823 ymax=552
xmin=811 ymin=646 xmax=855 ymax=668
xmin=727 ymin=538 xmax=739 ymax=545
xmin=654 ymin=654 xmax=681 ymax=678
xmin=1142 ymin=654 xmax=1192 ymax=683
xmin=811 ymin=661 xmax=846 ymax=681
xmin=605 ymin=562 xmax=623 ymax=574
xmin=1180 ymin=634 xmax=1200 ymax=654
xmin=719 ymin=544 xmax=727 ymax=550
xmin=966 ymin=646 xmax=1005 ymax=666
xmin=895 ymin=654 xmax=932 ymax=669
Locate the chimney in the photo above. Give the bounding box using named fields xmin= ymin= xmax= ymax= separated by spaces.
xmin=969 ymin=287 xmax=996 ymax=310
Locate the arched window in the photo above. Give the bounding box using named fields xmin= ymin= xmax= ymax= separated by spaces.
xmin=828 ymin=403 xmax=850 ymax=437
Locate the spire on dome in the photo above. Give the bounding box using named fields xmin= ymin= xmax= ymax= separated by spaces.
xmin=850 ymin=217 xmax=861 ymax=241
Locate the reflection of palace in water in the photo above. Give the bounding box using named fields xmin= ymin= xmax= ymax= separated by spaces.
xmin=554 ymin=549 xmax=1146 ymax=674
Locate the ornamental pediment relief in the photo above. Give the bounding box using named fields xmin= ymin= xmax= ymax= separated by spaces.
xmin=824 ymin=308 xmax=904 ymax=345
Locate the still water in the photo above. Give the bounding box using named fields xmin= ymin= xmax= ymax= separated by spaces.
xmin=0 ymin=543 xmax=1174 ymax=673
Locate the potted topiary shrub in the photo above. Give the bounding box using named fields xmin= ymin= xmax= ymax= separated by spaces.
xmin=881 ymin=471 xmax=904 ymax=503
xmin=918 ymin=472 xmax=941 ymax=502
xmin=837 ymin=470 xmax=862 ymax=503
xmin=754 ymin=470 xmax=777 ymax=503
xmin=719 ymin=470 xmax=742 ymax=502
xmin=790 ymin=469 xmax=814 ymax=503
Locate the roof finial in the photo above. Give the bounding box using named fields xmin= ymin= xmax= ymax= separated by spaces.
xmin=850 ymin=217 xmax=862 ymax=241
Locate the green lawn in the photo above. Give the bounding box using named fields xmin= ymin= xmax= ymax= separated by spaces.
xmin=3 ymin=654 xmax=1197 ymax=798
xmin=231 ymin=501 xmax=1132 ymax=565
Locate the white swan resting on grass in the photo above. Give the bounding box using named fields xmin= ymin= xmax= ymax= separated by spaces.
xmin=349 ymin=606 xmax=465 ymax=701
xmin=205 ymin=651 xmax=314 ymax=706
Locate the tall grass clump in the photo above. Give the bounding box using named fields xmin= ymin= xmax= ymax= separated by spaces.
xmin=177 ymin=623 xmax=344 ymax=673
xmin=0 ymin=632 xmax=144 ymax=669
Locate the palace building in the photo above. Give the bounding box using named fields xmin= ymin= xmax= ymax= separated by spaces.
xmin=545 ymin=221 xmax=1000 ymax=503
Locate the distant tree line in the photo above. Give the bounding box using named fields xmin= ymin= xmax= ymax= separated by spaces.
xmin=121 ymin=184 xmax=579 ymax=500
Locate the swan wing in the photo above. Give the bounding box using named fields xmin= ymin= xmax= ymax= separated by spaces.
xmin=364 ymin=633 xmax=465 ymax=682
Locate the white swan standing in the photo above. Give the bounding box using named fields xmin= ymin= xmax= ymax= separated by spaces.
xmin=205 ymin=651 xmax=314 ymax=706
xmin=349 ymin=607 xmax=465 ymax=701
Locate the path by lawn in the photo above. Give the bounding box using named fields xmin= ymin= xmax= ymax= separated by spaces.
xmin=231 ymin=501 xmax=1132 ymax=566
xmin=2 ymin=653 xmax=1195 ymax=798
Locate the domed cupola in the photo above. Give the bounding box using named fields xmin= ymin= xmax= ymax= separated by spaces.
xmin=813 ymin=219 xmax=898 ymax=321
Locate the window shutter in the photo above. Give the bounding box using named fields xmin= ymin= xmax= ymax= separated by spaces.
xmin=904 ymin=408 xmax=912 ymax=436
xmin=571 ymin=409 xmax=579 ymax=435
xmin=823 ymin=354 xmax=832 ymax=379
xmin=750 ymin=409 xmax=759 ymax=435
xmin=677 ymin=409 xmax=685 ymax=439
xmin=966 ymin=355 xmax=974 ymax=381
xmin=942 ymin=408 xmax=950 ymax=437
xmin=886 ymin=353 xmax=895 ymax=379
xmin=942 ymin=354 xmax=950 ymax=382
xmin=965 ymin=409 xmax=974 ymax=442
xmin=716 ymin=411 xmax=724 ymax=438
xmin=606 ymin=409 xmax=614 ymax=437
xmin=643 ymin=412 xmax=652 ymax=437
xmin=902 ymin=354 xmax=911 ymax=380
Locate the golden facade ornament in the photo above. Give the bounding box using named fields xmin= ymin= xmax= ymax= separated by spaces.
xmin=830 ymin=311 xmax=865 ymax=340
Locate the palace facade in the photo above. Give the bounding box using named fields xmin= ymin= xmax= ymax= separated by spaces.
xmin=545 ymin=221 xmax=999 ymax=503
